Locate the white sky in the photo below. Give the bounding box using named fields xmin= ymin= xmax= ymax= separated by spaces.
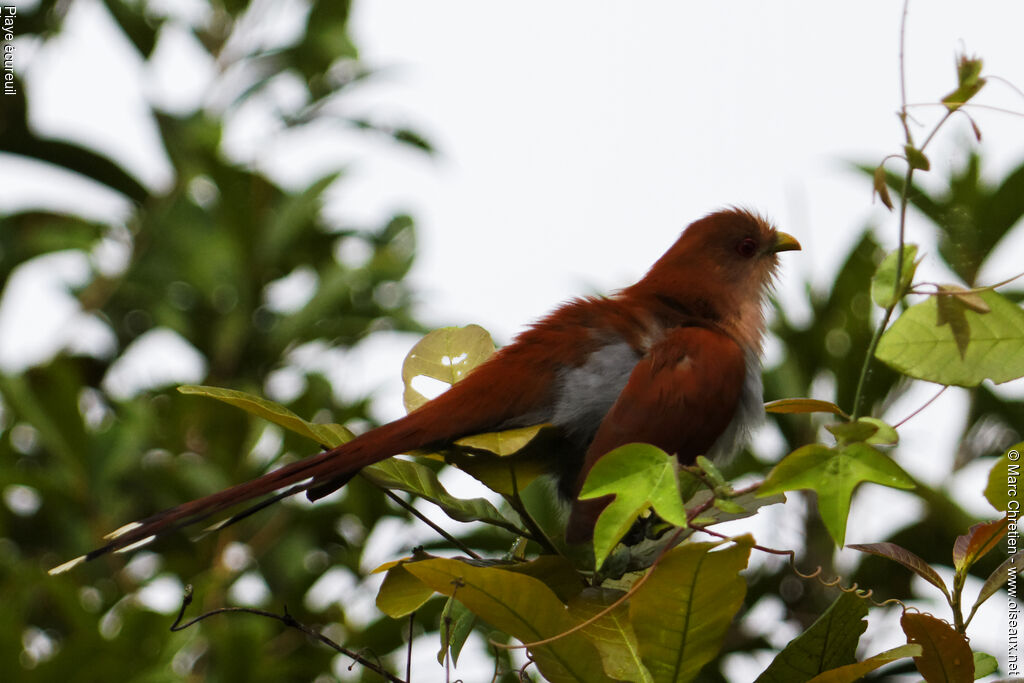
xmin=1 ymin=0 xmax=1022 ymax=678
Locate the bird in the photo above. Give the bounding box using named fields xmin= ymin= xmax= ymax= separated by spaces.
xmin=50 ymin=208 xmax=799 ymax=574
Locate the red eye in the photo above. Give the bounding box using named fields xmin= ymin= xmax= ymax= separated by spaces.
xmin=736 ymin=238 xmax=758 ymax=258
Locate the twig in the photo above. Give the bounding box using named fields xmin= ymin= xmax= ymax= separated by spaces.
xmin=894 ymin=385 xmax=948 ymax=428
xmin=170 ymin=585 xmax=406 ymax=683
xmin=377 ymin=486 xmax=484 ymax=560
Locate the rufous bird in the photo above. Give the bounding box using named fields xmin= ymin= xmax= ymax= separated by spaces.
xmin=51 ymin=208 xmax=799 ymax=574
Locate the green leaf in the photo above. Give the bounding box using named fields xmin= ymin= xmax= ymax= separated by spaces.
xmin=983 ymin=442 xmax=1022 ymax=512
xmin=901 ymin=612 xmax=974 ymax=683
xmin=578 ymin=444 xmax=690 ymax=569
xmin=805 ymin=644 xmax=923 ymax=683
xmin=847 ymin=542 xmax=949 ymax=596
xmin=875 ymin=290 xmax=1024 ymax=386
xmin=178 ymin=385 xmax=354 ymax=447
xmin=403 ymin=557 xmax=617 ymax=683
xmin=825 ymin=421 xmax=879 ymax=445
xmin=952 ymin=517 xmax=1008 ymax=573
xmin=359 ymin=457 xmax=520 ymax=531
xmin=567 ymin=588 xmax=654 ymax=683
xmin=758 ymin=443 xmax=915 ymax=546
xmin=858 ymin=417 xmax=899 ymax=445
xmin=629 ymin=537 xmax=752 ymax=683
xmin=376 ymin=563 xmax=435 ymax=618
xmin=402 ymin=325 xmax=495 ymax=413
xmin=438 ymin=597 xmax=476 ymax=666
xmin=754 ymin=591 xmax=868 ymax=683
xmin=904 ymin=146 xmax=931 ymax=171
xmin=972 ymin=652 xmax=998 ymax=679
xmin=764 ymin=398 xmax=849 ymax=418
xmin=871 ymin=245 xmax=919 ymax=308
xmin=942 ymin=54 xmax=986 ymax=112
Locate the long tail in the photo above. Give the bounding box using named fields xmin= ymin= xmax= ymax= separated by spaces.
xmin=49 ymin=417 xmax=433 ymax=575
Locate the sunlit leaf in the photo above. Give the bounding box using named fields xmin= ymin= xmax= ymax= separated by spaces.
xmin=376 ymin=563 xmax=435 ymax=618
xmin=875 ymin=290 xmax=1024 ymax=386
xmin=755 ymin=591 xmax=868 ymax=683
xmin=401 ymin=325 xmax=495 ymax=413
xmin=759 ymin=443 xmax=915 ymax=546
xmin=901 ymin=612 xmax=974 ymax=683
xmin=629 ymin=537 xmax=752 ymax=683
xmin=455 ymin=423 xmax=549 ymax=456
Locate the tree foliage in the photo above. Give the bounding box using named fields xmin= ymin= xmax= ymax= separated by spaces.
xmin=2 ymin=2 xmax=1022 ymax=682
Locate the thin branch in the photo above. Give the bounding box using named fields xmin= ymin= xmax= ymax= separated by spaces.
xmin=170 ymin=585 xmax=406 ymax=683
xmin=894 ymin=385 xmax=949 ymax=429
xmin=378 ymin=487 xmax=484 ymax=560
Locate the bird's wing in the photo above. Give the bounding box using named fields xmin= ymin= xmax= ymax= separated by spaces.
xmin=564 ymin=325 xmax=747 ymax=542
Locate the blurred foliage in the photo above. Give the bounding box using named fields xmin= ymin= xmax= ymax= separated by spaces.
xmin=1 ymin=1 xmax=1023 ymax=681
xmin=0 ymin=1 xmax=432 ymax=680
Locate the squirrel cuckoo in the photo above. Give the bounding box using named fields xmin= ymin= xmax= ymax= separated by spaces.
xmin=51 ymin=208 xmax=798 ymax=573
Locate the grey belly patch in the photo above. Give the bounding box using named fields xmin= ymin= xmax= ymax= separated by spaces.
xmin=551 ymin=341 xmax=641 ymax=445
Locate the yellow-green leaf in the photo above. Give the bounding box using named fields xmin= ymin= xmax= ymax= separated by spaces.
xmin=806 ymin=644 xmax=922 ymax=683
xmin=629 ymin=537 xmax=752 ymax=683
xmin=568 ymin=588 xmax=654 ymax=683
xmin=401 ymin=325 xmax=495 ymax=413
xmin=875 ymin=290 xmax=1024 ymax=387
xmin=178 ymin=385 xmax=353 ymax=447
xmin=376 ymin=564 xmax=435 ymax=618
xmin=404 ymin=557 xmax=616 ymax=683
xmin=455 ymin=423 xmax=549 ymax=456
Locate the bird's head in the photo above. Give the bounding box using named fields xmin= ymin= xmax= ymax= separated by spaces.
xmin=627 ymin=208 xmax=801 ymax=350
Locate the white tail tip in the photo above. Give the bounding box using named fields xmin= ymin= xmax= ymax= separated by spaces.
xmin=49 ymin=555 xmax=86 ymax=576
xmin=103 ymin=521 xmax=143 ymax=540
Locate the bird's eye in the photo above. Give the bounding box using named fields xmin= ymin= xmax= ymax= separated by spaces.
xmin=736 ymin=238 xmax=758 ymax=258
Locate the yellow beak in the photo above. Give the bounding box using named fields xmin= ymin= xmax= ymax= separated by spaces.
xmin=770 ymin=231 xmax=802 ymax=253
